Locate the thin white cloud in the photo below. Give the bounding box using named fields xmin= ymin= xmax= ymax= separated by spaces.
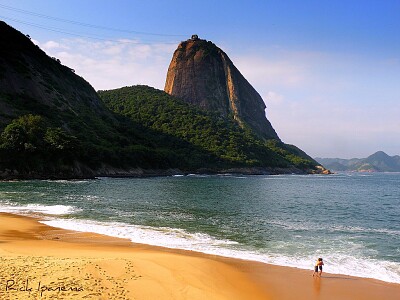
xmin=41 ymin=40 xmax=69 ymax=50
xmin=230 ymin=48 xmax=400 ymax=157
xmin=234 ymin=56 xmax=308 ymax=88
xmin=35 ymin=38 xmax=175 ymax=90
xmin=264 ymin=91 xmax=284 ymax=105
xmin=102 ymin=45 xmax=123 ymax=55
xmin=33 ymin=38 xmax=399 ymax=158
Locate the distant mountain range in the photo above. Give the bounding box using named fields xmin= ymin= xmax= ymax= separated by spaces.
xmin=315 ymin=151 xmax=400 ymax=172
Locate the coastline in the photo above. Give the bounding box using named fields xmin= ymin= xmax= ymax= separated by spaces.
xmin=0 ymin=164 xmax=331 ymax=180
xmin=0 ymin=212 xmax=398 ymax=299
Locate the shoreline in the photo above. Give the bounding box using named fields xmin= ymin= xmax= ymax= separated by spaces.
xmin=0 ymin=212 xmax=399 ymax=299
xmin=39 ymin=216 xmax=399 ymax=285
xmin=0 ymin=165 xmax=331 ymax=181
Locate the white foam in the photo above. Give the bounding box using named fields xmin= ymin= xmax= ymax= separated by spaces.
xmin=41 ymin=218 xmax=400 ymax=284
xmin=268 ymin=220 xmax=400 ymax=236
xmin=0 ymin=204 xmax=79 ymax=215
xmin=43 ymin=180 xmax=90 ymax=184
xmin=42 ymin=219 xmax=238 ymax=249
xmin=331 ymin=225 xmax=400 ymax=236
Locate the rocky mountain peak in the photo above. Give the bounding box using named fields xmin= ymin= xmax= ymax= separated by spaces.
xmin=164 ymin=36 xmax=279 ymax=140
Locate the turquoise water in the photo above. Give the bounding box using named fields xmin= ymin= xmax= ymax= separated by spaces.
xmin=0 ymin=173 xmax=399 ymax=283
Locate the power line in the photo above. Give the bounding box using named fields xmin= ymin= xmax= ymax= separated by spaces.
xmin=0 ymin=15 xmax=180 ymax=45
xmin=0 ymin=3 xmax=186 ymax=37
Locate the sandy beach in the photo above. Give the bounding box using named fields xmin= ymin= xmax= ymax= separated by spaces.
xmin=0 ymin=212 xmax=399 ymax=300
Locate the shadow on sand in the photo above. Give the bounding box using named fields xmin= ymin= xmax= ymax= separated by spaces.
xmin=320 ymin=275 xmax=357 ymax=281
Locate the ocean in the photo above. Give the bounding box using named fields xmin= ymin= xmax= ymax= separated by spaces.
xmin=0 ymin=173 xmax=399 ymax=284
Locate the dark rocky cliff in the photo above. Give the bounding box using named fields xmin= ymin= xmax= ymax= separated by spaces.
xmin=164 ymin=36 xmax=279 ymax=140
xmin=0 ymin=22 xmax=326 ymax=178
xmin=0 ymin=21 xmax=113 ymax=128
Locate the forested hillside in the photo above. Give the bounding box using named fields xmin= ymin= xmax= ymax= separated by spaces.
xmin=0 ymin=21 xmax=323 ymax=178
xmin=0 ymin=21 xmax=206 ymax=177
xmin=99 ymin=85 xmax=318 ymax=171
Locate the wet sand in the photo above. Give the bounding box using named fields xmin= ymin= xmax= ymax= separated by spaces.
xmin=0 ymin=213 xmax=399 ymax=299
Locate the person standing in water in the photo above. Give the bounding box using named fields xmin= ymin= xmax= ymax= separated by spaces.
xmin=313 ymin=258 xmax=324 ymax=277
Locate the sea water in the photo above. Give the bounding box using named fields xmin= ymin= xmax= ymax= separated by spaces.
xmin=0 ymin=173 xmax=399 ymax=284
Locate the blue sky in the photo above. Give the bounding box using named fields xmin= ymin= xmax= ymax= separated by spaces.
xmin=1 ymin=0 xmax=399 ymax=158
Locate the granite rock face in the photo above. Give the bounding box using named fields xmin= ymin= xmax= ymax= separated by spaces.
xmin=164 ymin=36 xmax=280 ymax=140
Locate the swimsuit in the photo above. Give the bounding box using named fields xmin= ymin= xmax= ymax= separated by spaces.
xmin=314 ymin=262 xmax=323 ymax=272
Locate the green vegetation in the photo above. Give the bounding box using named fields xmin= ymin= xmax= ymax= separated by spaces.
xmin=0 ymin=112 xmax=195 ymax=174
xmin=99 ymin=85 xmax=317 ymax=170
xmin=0 ymin=87 xmax=317 ymax=176
xmin=0 ymin=21 xmax=319 ymax=177
xmin=0 ymin=114 xmax=79 ymax=171
xmin=265 ymin=139 xmax=316 ymax=169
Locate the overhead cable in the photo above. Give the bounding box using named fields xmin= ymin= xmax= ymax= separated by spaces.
xmin=0 ymin=3 xmax=186 ymax=37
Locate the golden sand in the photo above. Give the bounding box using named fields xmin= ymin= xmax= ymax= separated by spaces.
xmin=0 ymin=213 xmax=399 ymax=299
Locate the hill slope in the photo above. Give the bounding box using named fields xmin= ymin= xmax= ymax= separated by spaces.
xmin=99 ymin=85 xmax=321 ymax=173
xmin=0 ymin=21 xmax=191 ymax=177
xmin=0 ymin=21 xmax=324 ymax=178
xmin=315 ymin=151 xmax=400 ymax=172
